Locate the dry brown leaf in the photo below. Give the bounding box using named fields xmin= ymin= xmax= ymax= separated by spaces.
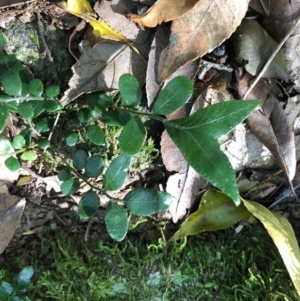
xmin=146 ymin=24 xmax=199 ymax=107
xmin=239 ymin=73 xmax=296 ymax=182
xmin=263 ymin=0 xmax=300 ymax=91
xmin=158 ymin=0 xmax=249 ymax=82
xmin=129 ymin=0 xmax=200 ymax=28
xmin=0 ymin=181 xmax=26 ymax=254
xmin=61 ymin=0 xmax=151 ymax=105
xmin=249 ymin=0 xmax=270 ymax=16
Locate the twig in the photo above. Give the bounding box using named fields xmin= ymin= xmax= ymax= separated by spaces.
xmin=243 ymin=15 xmax=300 ymax=99
xmin=268 ymin=183 xmax=300 ymax=209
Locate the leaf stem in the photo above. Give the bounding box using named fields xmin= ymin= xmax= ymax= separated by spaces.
xmin=115 ymin=107 xmax=165 ymax=122
xmin=0 ymin=96 xmax=55 ymax=103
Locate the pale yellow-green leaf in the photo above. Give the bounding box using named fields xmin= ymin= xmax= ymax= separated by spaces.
xmin=242 ymin=199 xmax=300 ymax=297
xmin=171 ymin=189 xmax=250 ymax=241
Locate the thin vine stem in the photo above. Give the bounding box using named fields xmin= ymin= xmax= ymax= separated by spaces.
xmin=0 ymin=96 xmax=56 ymax=103
xmin=116 ymin=107 xmax=166 ymax=122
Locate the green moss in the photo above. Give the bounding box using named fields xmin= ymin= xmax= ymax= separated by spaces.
xmin=0 ymin=223 xmax=298 ymax=300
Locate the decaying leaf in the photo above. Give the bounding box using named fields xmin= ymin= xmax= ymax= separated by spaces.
xmin=129 ymin=0 xmax=200 ymax=28
xmin=158 ymin=0 xmax=249 ymax=82
xmin=0 ymin=181 xmax=26 ymax=253
xmin=238 ymin=73 xmax=296 ymax=182
xmin=146 ymin=24 xmax=199 ymax=107
xmin=242 ymin=199 xmax=300 ymax=297
xmin=171 ymin=189 xmax=250 ymax=241
xmin=249 ymin=0 xmax=270 ymax=16
xmin=231 ymin=19 xmax=288 ymax=81
xmin=262 ymin=0 xmax=300 ymax=91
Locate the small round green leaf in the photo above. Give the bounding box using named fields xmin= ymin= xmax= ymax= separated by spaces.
xmin=30 ymin=100 xmax=45 ymax=118
xmin=105 ymin=202 xmax=128 ymax=241
xmin=20 ymin=150 xmax=37 ymax=161
xmin=11 ymin=135 xmax=25 ymax=149
xmin=119 ymin=116 xmax=146 ymax=155
xmin=0 ymin=104 xmax=9 ymax=133
xmin=0 ymin=137 xmax=12 ymax=152
xmin=57 ymin=168 xmax=71 ymax=181
xmin=35 ymin=117 xmax=52 ymax=133
xmin=18 ymin=101 xmax=34 ymax=119
xmin=5 ymin=156 xmax=20 ymax=172
xmin=152 ymin=76 xmax=193 ymax=115
xmin=66 ymin=133 xmax=79 ymax=146
xmin=73 ymin=149 xmax=87 ymax=170
xmin=0 ymin=281 xmax=13 ymax=299
xmin=86 ymin=125 xmax=105 ymax=145
xmin=61 ymin=177 xmax=80 ymax=195
xmin=2 ymin=70 xmax=22 ymax=96
xmin=38 ymin=138 xmax=50 ymax=150
xmin=124 ymin=188 xmax=174 ymax=216
xmin=45 ymin=85 xmax=60 ymax=97
xmin=12 ymin=266 xmax=34 ymax=294
xmin=78 ymin=189 xmax=100 ymax=219
xmin=77 ymin=108 xmax=93 ymax=124
xmin=103 ymin=155 xmax=131 ymax=191
xmin=119 ymin=74 xmax=142 ymax=107
xmin=85 ymin=155 xmax=104 ymax=178
xmin=28 ymin=78 xmax=43 ymax=96
xmin=43 ymin=100 xmax=62 ymax=112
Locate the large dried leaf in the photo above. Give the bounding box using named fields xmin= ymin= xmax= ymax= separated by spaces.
xmin=231 ymin=19 xmax=288 ymax=81
xmin=158 ymin=0 xmax=249 ymax=82
xmin=171 ymin=189 xmax=250 ymax=240
xmin=238 ymin=73 xmax=296 ymax=182
xmin=61 ymin=0 xmax=151 ymax=105
xmin=129 ymin=0 xmax=200 ymax=28
xmin=242 ymin=199 xmax=300 ymax=297
xmin=0 ymin=181 xmax=25 ymax=254
xmin=262 ymin=0 xmax=300 ymax=91
xmin=146 ymin=24 xmax=199 ymax=107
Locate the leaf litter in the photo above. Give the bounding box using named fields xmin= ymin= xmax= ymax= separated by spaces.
xmin=3 ymin=1 xmax=300 ymax=288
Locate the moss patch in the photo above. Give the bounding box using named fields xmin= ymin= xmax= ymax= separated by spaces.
xmin=0 ymin=222 xmax=298 ymax=301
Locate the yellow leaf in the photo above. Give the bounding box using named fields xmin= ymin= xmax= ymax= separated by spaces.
xmin=242 ymin=199 xmax=300 ymax=298
xmin=59 ymin=0 xmax=146 ymax=63
xmin=59 ymin=0 xmax=96 ymax=18
xmin=16 ymin=176 xmax=32 ymax=186
xmin=171 ymin=189 xmax=250 ymax=241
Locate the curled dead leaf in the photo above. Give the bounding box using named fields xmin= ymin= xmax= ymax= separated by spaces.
xmin=158 ymin=0 xmax=249 ymax=82
xmin=129 ymin=0 xmax=200 ymax=28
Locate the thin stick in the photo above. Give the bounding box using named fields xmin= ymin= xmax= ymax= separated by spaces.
xmin=243 ymin=16 xmax=300 ymax=99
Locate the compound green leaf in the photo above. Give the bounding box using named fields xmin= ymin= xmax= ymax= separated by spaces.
xmin=57 ymin=168 xmax=71 ymax=181
xmin=73 ymin=149 xmax=87 ymax=170
xmin=43 ymin=100 xmax=62 ymax=112
xmin=5 ymin=156 xmax=20 ymax=172
xmin=61 ymin=177 xmax=80 ymax=195
xmin=0 ymin=138 xmax=11 ymax=153
xmin=0 ymin=281 xmax=13 ymax=300
xmin=11 ymin=135 xmax=25 ymax=150
xmin=0 ymin=104 xmax=9 ymax=133
xmin=86 ymin=125 xmax=105 ymax=145
xmin=2 ymin=70 xmax=21 ymax=96
xmin=28 ymin=78 xmax=43 ymax=96
xmin=77 ymin=108 xmax=93 ymax=124
xmin=152 ymin=76 xmax=193 ymax=115
xmin=66 ymin=133 xmax=79 ymax=146
xmin=124 ymin=188 xmax=174 ymax=216
xmin=78 ymin=189 xmax=100 ymax=219
xmin=119 ymin=74 xmax=142 ymax=107
xmin=12 ymin=266 xmax=34 ymax=294
xmin=38 ymin=138 xmax=50 ymax=150
xmin=171 ymin=189 xmax=250 ymax=241
xmin=100 ymin=110 xmax=131 ymax=126
xmin=119 ymin=116 xmax=146 ymax=155
xmin=20 ymin=150 xmax=37 ymax=161
xmin=18 ymin=102 xmax=34 ymax=119
xmin=105 ymin=202 xmax=128 ymax=241
xmin=164 ymin=100 xmax=260 ymax=204
xmin=103 ymin=154 xmax=131 ymax=191
xmin=45 ymin=85 xmax=60 ymax=97
xmin=85 ymin=155 xmax=104 ymax=178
